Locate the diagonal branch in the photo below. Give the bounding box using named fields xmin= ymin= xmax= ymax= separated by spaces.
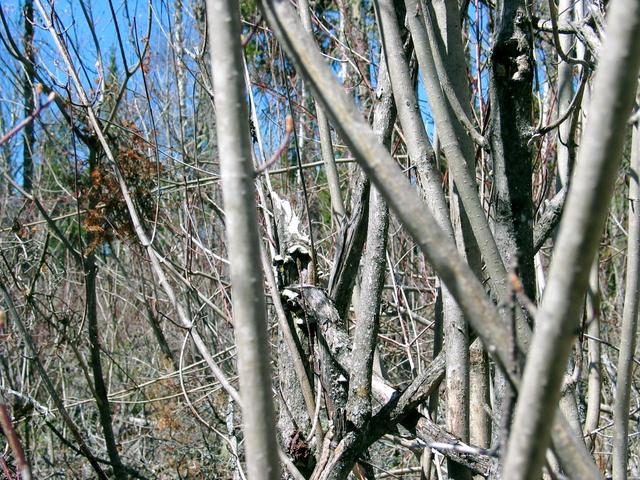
xmin=259 ymin=1 xmax=601 ymax=478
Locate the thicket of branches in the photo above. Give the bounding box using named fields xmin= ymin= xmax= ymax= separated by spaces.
xmin=0 ymin=0 xmax=639 ymax=479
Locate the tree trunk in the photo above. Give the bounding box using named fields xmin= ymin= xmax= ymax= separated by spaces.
xmin=502 ymin=0 xmax=640 ymax=476
xmin=207 ymin=1 xmax=280 ymax=477
xmin=22 ymin=0 xmax=35 ymax=193
xmin=612 ymin=107 xmax=640 ymax=480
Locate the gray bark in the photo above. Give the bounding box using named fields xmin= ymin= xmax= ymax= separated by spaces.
xmin=207 ymin=1 xmax=280 ymax=478
xmin=325 ymin=46 xmax=396 ymax=324
xmin=584 ymin=259 xmax=601 ymax=449
xmin=408 ymin=0 xmax=532 ymax=459
xmin=502 ymin=0 xmax=640 ymax=476
xmin=430 ymin=0 xmax=481 ymax=456
xmin=277 ymin=328 xmax=314 ymax=476
xmin=346 ymin=188 xmax=387 ymax=429
xmin=373 ymin=371 xmax=498 ymax=477
xmin=259 ymin=2 xmax=599 ymax=478
xmin=557 ymin=0 xmax=575 ymax=188
xmin=327 ymin=172 xmax=369 ymax=320
xmin=579 ymin=2 xmax=601 ymax=453
xmin=429 ymin=1 xmax=491 ymax=463
xmin=346 ymin=56 xmax=395 ymax=430
xmin=487 ymin=0 xmax=535 ymax=297
xmin=612 ymin=113 xmax=640 ymax=480
xmin=533 ymin=188 xmax=567 ymax=253
xmin=414 ymin=416 xmax=498 ymax=477
xmin=470 ymin=339 xmax=491 ymax=448
xmin=555 ymin=0 xmax=584 ymax=444
xmin=375 ymin=7 xmax=470 ymax=476
xmin=405 ymin=0 xmax=514 ymax=312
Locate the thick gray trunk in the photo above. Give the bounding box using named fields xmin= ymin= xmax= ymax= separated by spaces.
xmin=612 ymin=112 xmax=640 ymax=480
xmin=346 ymin=54 xmax=395 ymax=430
xmin=488 ymin=1 xmax=535 ymax=298
xmin=502 ymin=0 xmax=640 ymax=476
xmin=487 ymin=0 xmax=535 ymax=456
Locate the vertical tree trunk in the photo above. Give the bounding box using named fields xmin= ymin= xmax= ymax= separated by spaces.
xmin=612 ymin=112 xmax=640 ymax=480
xmin=22 ymin=0 xmax=35 ymax=193
xmin=469 ymin=340 xmax=491 ymax=448
xmin=487 ymin=0 xmax=534 ymax=454
xmin=85 ymin=253 xmax=127 ymax=479
xmin=555 ymin=0 xmax=586 ymax=442
xmin=207 ymin=1 xmax=280 ymax=478
xmin=502 ymin=0 xmax=640 ymax=476
xmin=556 ymin=0 xmax=575 ymax=188
xmin=584 ymin=258 xmax=601 ymax=450
xmin=346 ymin=58 xmax=395 ymax=425
xmin=488 ymin=0 xmax=535 ymax=297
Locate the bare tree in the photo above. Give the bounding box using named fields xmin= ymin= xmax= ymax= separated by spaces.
xmin=207 ymin=0 xmax=280 ymax=478
xmin=613 ymin=100 xmax=640 ymax=479
xmin=502 ymin=0 xmax=640 ymax=476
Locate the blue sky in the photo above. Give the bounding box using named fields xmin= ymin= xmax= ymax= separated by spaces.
xmin=0 ymin=0 xmax=527 ymax=183
xmin=0 ymin=0 xmax=195 ymax=181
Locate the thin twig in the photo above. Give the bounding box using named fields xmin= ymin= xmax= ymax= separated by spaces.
xmin=255 ymin=115 xmax=294 ymax=174
xmin=0 ymin=404 xmax=31 ymax=480
xmin=0 ymin=91 xmax=56 ymax=146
